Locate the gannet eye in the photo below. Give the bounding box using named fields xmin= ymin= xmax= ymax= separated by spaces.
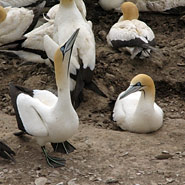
xmin=60 ymin=46 xmax=65 ymax=55
xmin=135 ymin=82 xmax=142 ymax=86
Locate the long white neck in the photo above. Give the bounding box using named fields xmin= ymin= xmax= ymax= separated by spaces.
xmin=136 ymin=87 xmax=155 ymax=112
xmin=54 ymin=50 xmax=72 ymax=109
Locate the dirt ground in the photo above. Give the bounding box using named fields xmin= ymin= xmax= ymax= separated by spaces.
xmin=0 ymin=0 xmax=185 ymax=185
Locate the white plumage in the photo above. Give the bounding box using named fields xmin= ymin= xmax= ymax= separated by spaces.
xmin=44 ymin=0 xmax=98 ymax=108
xmin=9 ymin=29 xmax=80 ymax=167
xmin=113 ymin=74 xmax=163 ymax=133
xmin=107 ymin=2 xmax=155 ymax=59
xmin=0 ymin=2 xmax=45 ymax=46
xmin=99 ymin=0 xmax=124 ymax=11
xmin=0 ymin=0 xmax=40 ymax=7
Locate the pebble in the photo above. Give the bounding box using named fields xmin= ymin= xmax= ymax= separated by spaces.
xmin=56 ymin=182 xmax=64 ymax=185
xmin=34 ymin=177 xmax=47 ymax=185
xmin=105 ymin=177 xmax=119 ymax=184
xmin=67 ymin=178 xmax=79 ymax=185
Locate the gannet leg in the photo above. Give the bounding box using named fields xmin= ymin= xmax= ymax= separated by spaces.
xmin=41 ymin=146 xmax=66 ymax=168
xmin=51 ymin=141 xmax=76 ymax=154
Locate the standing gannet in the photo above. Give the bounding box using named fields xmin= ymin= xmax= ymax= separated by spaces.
xmin=44 ymin=0 xmax=106 ymax=108
xmin=113 ymin=74 xmax=163 ymax=133
xmin=0 ymin=1 xmax=45 ymax=47
xmin=9 ymin=29 xmax=80 ymax=168
xmin=0 ymin=141 xmax=15 ymax=161
xmin=107 ymin=2 xmax=156 ymax=59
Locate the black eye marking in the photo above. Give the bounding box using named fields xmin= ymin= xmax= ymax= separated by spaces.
xmin=135 ymin=82 xmax=142 ymax=86
xmin=60 ymin=46 xmax=65 ymax=55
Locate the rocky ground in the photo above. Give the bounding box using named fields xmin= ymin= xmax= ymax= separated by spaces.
xmin=0 ymin=0 xmax=185 ymax=185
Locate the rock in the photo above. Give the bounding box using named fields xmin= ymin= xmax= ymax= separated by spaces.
xmin=105 ymin=177 xmax=119 ymax=184
xmin=67 ymin=178 xmax=79 ymax=185
xmin=56 ymin=182 xmax=64 ymax=185
xmin=34 ymin=177 xmax=47 ymax=185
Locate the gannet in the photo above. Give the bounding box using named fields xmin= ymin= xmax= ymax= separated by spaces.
xmin=0 ymin=0 xmax=58 ymax=8
xmin=44 ymin=0 xmax=106 ymax=108
xmin=107 ymin=2 xmax=156 ymax=59
xmin=0 ymin=1 xmax=45 ymax=47
xmin=98 ymin=0 xmax=124 ymax=11
xmin=0 ymin=141 xmax=15 ymax=161
xmin=0 ymin=0 xmax=88 ymax=68
xmin=98 ymin=0 xmax=185 ymax=14
xmin=9 ymin=29 xmax=80 ymax=168
xmin=126 ymin=0 xmax=185 ymax=14
xmin=113 ymin=74 xmax=163 ymax=133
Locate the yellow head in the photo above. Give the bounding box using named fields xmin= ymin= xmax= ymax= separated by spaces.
xmin=120 ymin=74 xmax=155 ymax=101
xmin=0 ymin=6 xmax=7 ymax=23
xmin=54 ymin=29 xmax=79 ymax=89
xmin=60 ymin=0 xmax=73 ymax=6
xmin=121 ymin=2 xmax=139 ymax=20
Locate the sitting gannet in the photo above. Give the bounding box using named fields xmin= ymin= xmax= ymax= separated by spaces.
xmin=44 ymin=0 xmax=106 ymax=108
xmin=0 ymin=141 xmax=15 ymax=161
xmin=125 ymin=0 xmax=185 ymax=14
xmin=98 ymin=0 xmax=185 ymax=14
xmin=113 ymin=74 xmax=163 ymax=133
xmin=107 ymin=2 xmax=156 ymax=59
xmin=0 ymin=1 xmax=45 ymax=47
xmin=9 ymin=29 xmax=80 ymax=168
xmin=0 ymin=0 xmax=58 ymax=8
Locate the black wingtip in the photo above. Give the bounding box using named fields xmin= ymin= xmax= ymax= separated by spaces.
xmin=0 ymin=142 xmax=15 ymax=161
xmin=85 ymin=81 xmax=107 ymax=98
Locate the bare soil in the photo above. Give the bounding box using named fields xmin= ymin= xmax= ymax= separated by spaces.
xmin=0 ymin=1 xmax=185 ymax=185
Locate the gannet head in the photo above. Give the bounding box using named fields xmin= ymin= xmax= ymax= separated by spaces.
xmin=119 ymin=74 xmax=155 ymax=100
xmin=60 ymin=0 xmax=73 ymax=6
xmin=121 ymin=2 xmax=139 ymax=20
xmin=0 ymin=6 xmax=7 ymax=23
xmin=54 ymin=29 xmax=79 ymax=87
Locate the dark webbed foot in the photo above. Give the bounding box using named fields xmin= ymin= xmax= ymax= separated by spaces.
xmin=41 ymin=146 xmax=66 ymax=168
xmin=51 ymin=141 xmax=76 ymax=154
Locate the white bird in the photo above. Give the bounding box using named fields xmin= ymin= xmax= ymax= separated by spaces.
xmin=107 ymin=2 xmax=156 ymax=59
xmin=0 ymin=0 xmax=58 ymax=8
xmin=113 ymin=74 xmax=163 ymax=133
xmin=0 ymin=1 xmax=45 ymax=47
xmin=9 ymin=29 xmax=80 ymax=168
xmin=44 ymin=0 xmax=106 ymax=108
xmin=0 ymin=141 xmax=15 ymax=161
xmin=99 ymin=0 xmax=124 ymax=11
xmin=98 ymin=0 xmax=185 ymax=14
xmin=0 ymin=0 xmax=88 ymax=68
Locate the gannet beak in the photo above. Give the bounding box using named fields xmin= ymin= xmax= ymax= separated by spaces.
xmin=119 ymin=85 xmax=142 ymax=100
xmin=60 ymin=28 xmax=80 ymax=55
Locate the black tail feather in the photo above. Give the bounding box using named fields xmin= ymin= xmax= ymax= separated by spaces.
xmin=85 ymin=81 xmax=107 ymax=98
xmin=51 ymin=141 xmax=76 ymax=154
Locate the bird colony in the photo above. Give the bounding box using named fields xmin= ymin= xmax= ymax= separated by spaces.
xmin=0 ymin=0 xmax=183 ymax=169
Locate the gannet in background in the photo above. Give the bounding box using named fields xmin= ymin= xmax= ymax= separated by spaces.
xmin=99 ymin=0 xmax=124 ymax=11
xmin=0 ymin=0 xmax=59 ymax=8
xmin=0 ymin=1 xmax=45 ymax=47
xmin=113 ymin=74 xmax=163 ymax=133
xmin=98 ymin=0 xmax=185 ymax=14
xmin=0 ymin=141 xmax=15 ymax=161
xmin=0 ymin=0 xmax=88 ymax=68
xmin=9 ymin=29 xmax=80 ymax=168
xmin=44 ymin=0 xmax=106 ymax=108
xmin=125 ymin=0 xmax=185 ymax=14
xmin=107 ymin=2 xmax=156 ymax=59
